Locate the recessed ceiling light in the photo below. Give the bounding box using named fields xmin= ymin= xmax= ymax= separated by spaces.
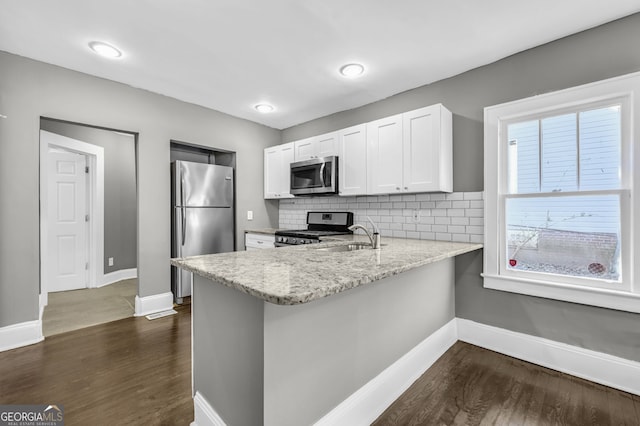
xmin=88 ymin=41 xmax=122 ymax=59
xmin=255 ymin=104 xmax=274 ymax=113
xmin=339 ymin=63 xmax=365 ymax=78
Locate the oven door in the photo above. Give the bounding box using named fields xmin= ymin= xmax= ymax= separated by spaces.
xmin=290 ymin=156 xmax=338 ymax=195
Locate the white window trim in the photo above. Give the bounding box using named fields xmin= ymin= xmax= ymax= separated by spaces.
xmin=483 ymin=71 xmax=640 ymax=314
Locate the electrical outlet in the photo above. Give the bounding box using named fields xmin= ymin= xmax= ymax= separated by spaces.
xmin=247 ymin=210 xmax=254 ymax=221
xmin=108 ymin=257 xmax=114 ymax=266
xmin=413 ymin=209 xmax=421 ymax=223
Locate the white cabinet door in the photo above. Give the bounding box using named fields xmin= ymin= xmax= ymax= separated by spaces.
xmin=339 ymin=124 xmax=367 ymax=196
xmin=403 ymin=105 xmax=452 ymax=193
xmin=367 ymin=114 xmax=403 ymax=194
xmin=315 ymin=132 xmax=338 ymax=158
xmin=264 ymin=142 xmax=295 ymax=199
xmin=293 ymin=137 xmax=315 ymax=161
xmin=294 ymin=133 xmax=338 ymax=161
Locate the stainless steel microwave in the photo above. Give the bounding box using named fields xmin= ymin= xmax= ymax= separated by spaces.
xmin=290 ymin=156 xmax=338 ymax=196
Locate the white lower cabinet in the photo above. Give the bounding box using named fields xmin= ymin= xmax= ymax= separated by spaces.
xmin=245 ymin=233 xmax=275 ymax=250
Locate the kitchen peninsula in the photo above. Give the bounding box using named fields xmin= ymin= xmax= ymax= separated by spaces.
xmin=171 ymin=237 xmax=482 ymax=426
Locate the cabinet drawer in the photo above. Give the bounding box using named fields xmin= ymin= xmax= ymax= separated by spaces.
xmin=245 ymin=233 xmax=275 ymax=249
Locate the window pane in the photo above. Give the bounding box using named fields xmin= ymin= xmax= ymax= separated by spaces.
xmin=507 ymin=120 xmax=539 ymax=193
xmin=579 ymin=106 xmax=621 ymax=190
xmin=541 ymin=114 xmax=577 ymax=192
xmin=506 ymin=195 xmax=620 ymax=281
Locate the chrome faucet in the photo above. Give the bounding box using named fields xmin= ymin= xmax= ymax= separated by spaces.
xmin=348 ymin=217 xmax=381 ymax=249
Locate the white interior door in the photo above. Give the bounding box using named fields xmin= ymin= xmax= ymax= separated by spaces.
xmin=47 ymin=150 xmax=88 ymax=292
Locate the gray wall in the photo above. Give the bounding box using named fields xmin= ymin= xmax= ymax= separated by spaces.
xmin=0 ymin=51 xmax=280 ymax=327
xmin=40 ymin=119 xmax=137 ymax=273
xmin=281 ymin=13 xmax=640 ymax=361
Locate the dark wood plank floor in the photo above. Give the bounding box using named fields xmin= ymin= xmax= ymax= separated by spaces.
xmin=0 ymin=304 xmax=193 ymax=425
xmin=373 ymin=341 xmax=640 ymax=426
xmin=3 ymin=308 xmax=639 ymax=426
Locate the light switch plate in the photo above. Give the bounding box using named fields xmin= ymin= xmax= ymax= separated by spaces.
xmin=247 ymin=210 xmax=254 ymax=220
xmin=108 ymin=257 xmax=114 ymax=266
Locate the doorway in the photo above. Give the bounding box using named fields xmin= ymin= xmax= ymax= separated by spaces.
xmin=39 ymin=119 xmax=138 ymax=336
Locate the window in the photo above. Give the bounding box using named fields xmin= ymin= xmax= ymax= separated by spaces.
xmin=484 ymin=72 xmax=640 ymax=313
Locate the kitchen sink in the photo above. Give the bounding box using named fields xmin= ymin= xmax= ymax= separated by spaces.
xmin=314 ymin=242 xmax=372 ymax=252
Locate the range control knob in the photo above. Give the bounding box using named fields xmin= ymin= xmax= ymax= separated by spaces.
xmin=291 ymin=238 xmax=297 ymax=244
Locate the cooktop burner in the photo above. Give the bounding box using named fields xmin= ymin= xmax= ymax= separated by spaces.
xmin=275 ymin=211 xmax=354 ymax=246
xmin=276 ymin=229 xmax=352 ymax=238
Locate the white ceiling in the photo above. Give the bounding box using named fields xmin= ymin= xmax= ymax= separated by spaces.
xmin=1 ymin=1 xmax=639 ymax=129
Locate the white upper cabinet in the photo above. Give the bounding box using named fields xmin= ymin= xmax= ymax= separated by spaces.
xmin=403 ymin=105 xmax=452 ymax=193
xmin=338 ymin=124 xmax=367 ymax=196
xmin=294 ymin=132 xmax=338 ymax=161
xmin=367 ymin=105 xmax=452 ymax=194
xmin=264 ymin=142 xmax=295 ymax=199
xmin=264 ymin=104 xmax=452 ymax=199
xmin=367 ymin=114 xmax=404 ymax=194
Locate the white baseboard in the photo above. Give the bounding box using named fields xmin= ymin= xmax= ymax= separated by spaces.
xmin=0 ymin=320 xmax=44 ymax=352
xmin=100 ymin=268 xmax=138 ymax=287
xmin=457 ymin=318 xmax=640 ymax=396
xmin=134 ymin=292 xmax=174 ymax=317
xmin=192 ymin=391 xmax=227 ymax=426
xmin=315 ymin=318 xmax=458 ymax=426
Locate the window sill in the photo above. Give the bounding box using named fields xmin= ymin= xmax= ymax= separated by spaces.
xmin=482 ymin=273 xmax=640 ymax=314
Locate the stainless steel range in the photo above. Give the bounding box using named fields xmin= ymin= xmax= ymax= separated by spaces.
xmin=275 ymin=212 xmax=354 ymax=247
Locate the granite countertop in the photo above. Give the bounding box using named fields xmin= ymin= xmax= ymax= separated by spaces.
xmin=171 ymin=236 xmax=482 ymax=305
xmin=244 ymin=228 xmax=279 ymax=235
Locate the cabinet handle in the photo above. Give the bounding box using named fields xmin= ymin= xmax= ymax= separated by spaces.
xmin=404 ymin=186 xmax=408 ymax=190
xmin=257 ymin=241 xmax=263 ymax=244
xmin=396 ymin=187 xmax=400 ymax=190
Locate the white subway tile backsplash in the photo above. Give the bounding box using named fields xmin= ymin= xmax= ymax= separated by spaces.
xmin=420 ymin=201 xmax=436 ymax=209
xmin=435 ymin=217 xmax=451 ymax=225
xmin=470 ymin=235 xmax=484 ymax=243
xmin=470 ymin=217 xmax=484 ymax=226
xmin=463 ymin=192 xmax=484 ymax=200
xmin=445 ymin=192 xmax=464 ymax=200
xmin=451 ymin=217 xmax=469 ymax=226
xmin=417 ymin=224 xmax=432 ymax=232
xmin=278 ymin=191 xmax=484 ymax=243
xmin=432 ymin=224 xmax=448 ymax=233
xmin=452 ymin=234 xmax=470 ymax=242
xmin=465 ymin=208 xmax=484 ymax=217
xmin=448 ymin=225 xmax=466 ymax=234
xmin=466 ymin=225 xmax=484 ymax=235
xmin=452 ymin=200 xmax=470 ymax=209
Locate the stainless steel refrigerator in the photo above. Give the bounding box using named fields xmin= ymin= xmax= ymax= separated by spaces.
xmin=171 ymin=160 xmax=235 ymax=303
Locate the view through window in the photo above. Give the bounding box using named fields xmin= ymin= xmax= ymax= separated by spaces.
xmin=505 ymin=105 xmax=622 ymax=283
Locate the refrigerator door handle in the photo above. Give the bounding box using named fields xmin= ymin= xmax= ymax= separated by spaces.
xmin=180 ymin=166 xmax=186 ymax=246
